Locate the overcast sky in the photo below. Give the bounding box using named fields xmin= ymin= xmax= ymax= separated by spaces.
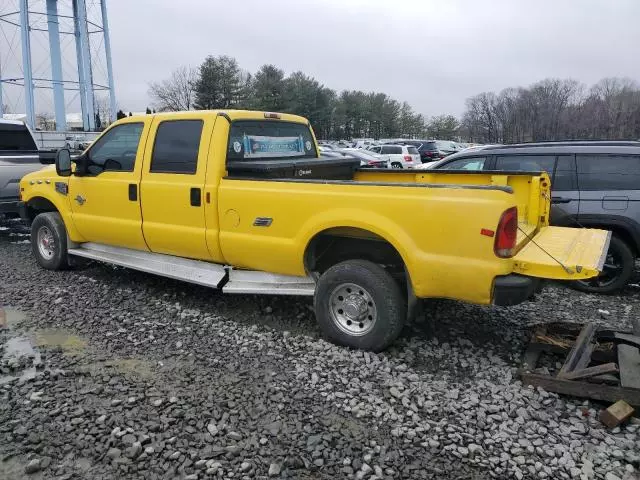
xmin=107 ymin=0 xmax=640 ymax=117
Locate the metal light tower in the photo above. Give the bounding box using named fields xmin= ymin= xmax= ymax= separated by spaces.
xmin=0 ymin=0 xmax=117 ymax=131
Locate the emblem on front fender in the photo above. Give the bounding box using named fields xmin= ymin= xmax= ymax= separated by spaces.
xmin=55 ymin=182 xmax=68 ymax=195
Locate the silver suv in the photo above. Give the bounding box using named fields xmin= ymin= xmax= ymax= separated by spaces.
xmin=429 ymin=141 xmax=640 ymax=293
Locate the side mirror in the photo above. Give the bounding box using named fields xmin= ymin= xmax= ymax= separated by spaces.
xmin=55 ymin=148 xmax=72 ymax=177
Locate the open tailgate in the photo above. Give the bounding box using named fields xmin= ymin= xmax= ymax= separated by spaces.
xmin=513 ymin=226 xmax=611 ymax=280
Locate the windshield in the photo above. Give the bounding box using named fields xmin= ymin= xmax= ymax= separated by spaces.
xmin=0 ymin=123 xmax=37 ymax=151
xmin=227 ymin=120 xmax=317 ymax=162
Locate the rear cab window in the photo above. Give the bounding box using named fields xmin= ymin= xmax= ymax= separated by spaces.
xmin=0 ymin=123 xmax=37 ymax=152
xmin=227 ymin=120 xmax=317 ymax=163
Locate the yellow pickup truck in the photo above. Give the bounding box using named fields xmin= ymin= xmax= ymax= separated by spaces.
xmin=18 ymin=110 xmax=610 ymax=351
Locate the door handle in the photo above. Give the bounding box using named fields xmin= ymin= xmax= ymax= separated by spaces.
xmin=74 ymin=194 xmax=86 ymax=205
xmin=190 ymin=187 xmax=201 ymax=207
xmin=128 ymin=184 xmax=137 ymax=201
xmin=551 ymin=196 xmax=572 ymax=204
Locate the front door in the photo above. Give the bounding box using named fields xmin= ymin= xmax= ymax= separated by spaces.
xmin=68 ymin=119 xmax=149 ymax=250
xmin=140 ymin=116 xmax=213 ymax=260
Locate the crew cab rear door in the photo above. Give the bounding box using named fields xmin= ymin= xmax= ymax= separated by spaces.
xmin=140 ymin=115 xmax=215 ymax=261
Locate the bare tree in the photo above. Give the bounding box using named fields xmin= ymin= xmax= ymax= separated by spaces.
xmin=35 ymin=113 xmax=55 ymax=131
xmin=148 ymin=66 xmax=198 ymax=111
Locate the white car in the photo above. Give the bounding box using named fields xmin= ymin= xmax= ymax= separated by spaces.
xmin=367 ymin=144 xmax=421 ymax=169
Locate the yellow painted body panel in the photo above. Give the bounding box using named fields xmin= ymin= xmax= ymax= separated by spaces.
xmin=217 ymin=178 xmax=516 ymax=303
xmin=19 ymin=109 xmax=609 ymax=307
xmin=66 ymin=117 xmax=151 ymax=251
xmin=139 ymin=112 xmax=216 ymax=260
xmin=513 ymin=226 xmax=611 ymax=279
xmin=15 ymin=165 xmax=84 ymax=241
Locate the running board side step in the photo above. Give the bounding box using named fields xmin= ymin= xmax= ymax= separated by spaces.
xmin=67 ymin=243 xmax=315 ymax=296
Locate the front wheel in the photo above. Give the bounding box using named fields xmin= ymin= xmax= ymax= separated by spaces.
xmin=314 ymin=260 xmax=406 ymax=351
xmin=31 ymin=212 xmax=69 ymax=270
xmin=571 ymin=235 xmax=634 ymax=294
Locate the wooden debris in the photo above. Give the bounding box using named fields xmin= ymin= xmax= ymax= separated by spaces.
xmin=558 ymin=324 xmax=597 ymax=378
xmin=561 ymin=362 xmax=619 ymax=381
xmin=599 ymin=400 xmax=635 ymax=429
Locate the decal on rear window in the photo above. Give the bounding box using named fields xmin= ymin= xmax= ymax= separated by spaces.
xmin=227 ymin=120 xmax=317 ymax=162
xmin=242 ymin=135 xmax=305 ymax=158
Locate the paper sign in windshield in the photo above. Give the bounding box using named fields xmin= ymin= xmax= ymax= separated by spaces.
xmin=242 ymin=135 xmax=305 ymax=158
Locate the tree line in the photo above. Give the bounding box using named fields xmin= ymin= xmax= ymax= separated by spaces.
xmin=148 ymin=55 xmax=442 ymax=140
xmin=148 ymin=56 xmax=640 ymax=143
xmin=462 ymin=77 xmax=640 ymax=144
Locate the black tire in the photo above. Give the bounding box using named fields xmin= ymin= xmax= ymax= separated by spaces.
xmin=571 ymin=235 xmax=634 ymax=294
xmin=31 ymin=212 xmax=69 ymax=270
xmin=391 ymin=162 xmax=402 ymax=169
xmin=314 ymin=260 xmax=406 ymax=351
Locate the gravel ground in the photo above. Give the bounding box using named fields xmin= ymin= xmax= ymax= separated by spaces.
xmin=1 ymin=215 xmax=639 ymax=480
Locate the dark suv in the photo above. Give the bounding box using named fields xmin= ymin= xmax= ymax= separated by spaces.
xmin=429 ymin=141 xmax=640 ymax=293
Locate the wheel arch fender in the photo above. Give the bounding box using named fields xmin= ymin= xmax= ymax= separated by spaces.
xmin=25 ymin=194 xmax=83 ymax=242
xmin=298 ymin=208 xmax=418 ymax=280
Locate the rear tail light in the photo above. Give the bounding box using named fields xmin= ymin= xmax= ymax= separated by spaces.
xmin=494 ymin=207 xmax=518 ymax=258
xmin=404 ymin=155 xmax=412 ymax=162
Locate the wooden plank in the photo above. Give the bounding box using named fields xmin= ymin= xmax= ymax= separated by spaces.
xmin=562 ymin=362 xmax=619 ymax=381
xmin=522 ymin=372 xmax=640 ymax=407
xmin=587 ymin=374 xmax=620 ymax=385
xmin=558 ymin=323 xmax=597 ymax=377
xmin=618 ymin=344 xmax=640 ymax=390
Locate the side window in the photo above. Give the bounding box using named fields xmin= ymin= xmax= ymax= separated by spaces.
xmin=151 ymin=120 xmax=203 ymax=174
xmin=441 ymin=156 xmax=486 ymax=171
xmin=369 ymin=146 xmax=381 ymax=153
xmin=494 ymin=155 xmax=555 ymax=173
xmin=380 ymin=146 xmax=393 ymax=155
xmin=577 ymin=154 xmax=640 ymax=191
xmin=552 ymin=156 xmax=576 ymax=191
xmin=87 ymin=123 xmax=144 ymax=173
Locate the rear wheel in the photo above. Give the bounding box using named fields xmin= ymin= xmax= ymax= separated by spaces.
xmin=391 ymin=162 xmax=402 ymax=169
xmin=31 ymin=212 xmax=69 ymax=270
xmin=314 ymin=260 xmax=406 ymax=351
xmin=571 ymin=235 xmax=634 ymax=294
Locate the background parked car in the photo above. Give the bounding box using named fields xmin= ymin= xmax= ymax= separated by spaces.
xmin=368 ymin=144 xmax=421 ymax=169
xmin=428 ymin=140 xmax=640 ymax=293
xmin=318 ymin=145 xmax=345 ymax=158
xmin=434 ymin=140 xmax=461 ymax=157
xmin=338 ymin=148 xmax=389 ymax=168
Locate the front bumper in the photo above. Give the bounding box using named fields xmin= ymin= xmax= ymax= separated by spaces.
xmin=493 ymin=274 xmax=541 ymax=306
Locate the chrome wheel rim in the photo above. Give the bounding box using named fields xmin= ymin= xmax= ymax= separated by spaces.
xmin=37 ymin=226 xmax=55 ymax=260
xmin=329 ymin=283 xmax=377 ymax=336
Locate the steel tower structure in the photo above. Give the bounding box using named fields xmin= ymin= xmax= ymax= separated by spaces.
xmin=0 ymin=0 xmax=116 ymax=131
